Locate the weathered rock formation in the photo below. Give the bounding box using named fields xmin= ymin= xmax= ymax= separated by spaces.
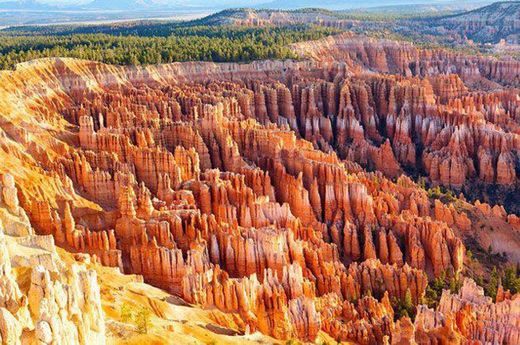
xmin=0 ymin=174 xmax=105 ymax=344
xmin=0 ymin=33 xmax=519 ymax=343
xmin=415 ymin=278 xmax=520 ymax=344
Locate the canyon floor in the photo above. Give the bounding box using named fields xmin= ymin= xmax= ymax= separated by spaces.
xmin=0 ymin=24 xmax=519 ymax=345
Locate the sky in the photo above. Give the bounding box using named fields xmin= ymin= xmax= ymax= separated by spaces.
xmin=0 ymin=0 xmax=81 ymax=2
xmin=0 ymin=0 xmax=85 ymax=2
xmin=0 ymin=0 xmax=506 ymax=10
xmin=0 ymin=0 xmax=270 ymax=3
xmin=0 ymin=0 xmax=274 ymax=5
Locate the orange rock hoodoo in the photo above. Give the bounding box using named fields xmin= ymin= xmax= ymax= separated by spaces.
xmin=0 ymin=35 xmax=519 ymax=343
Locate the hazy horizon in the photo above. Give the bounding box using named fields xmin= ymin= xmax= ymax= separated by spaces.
xmin=0 ymin=0 xmax=509 ymax=27
xmin=0 ymin=0 xmax=505 ymax=7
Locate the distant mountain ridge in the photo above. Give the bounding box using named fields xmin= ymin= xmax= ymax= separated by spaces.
xmin=0 ymin=0 xmax=59 ymax=10
xmin=0 ymin=0 xmax=508 ymax=11
xmin=0 ymin=0 xmax=271 ymax=11
xmin=195 ymin=2 xmax=519 ymax=44
xmin=426 ymin=1 xmax=520 ymax=43
xmin=0 ymin=0 xmax=182 ymax=10
xmin=85 ymin=0 xmax=159 ymax=10
xmin=256 ymin=0 xmax=470 ymax=10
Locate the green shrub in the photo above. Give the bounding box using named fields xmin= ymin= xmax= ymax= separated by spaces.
xmin=422 ymin=271 xmax=461 ymax=308
xmin=135 ymin=306 xmax=152 ymax=334
xmin=120 ymin=303 xmax=133 ymax=323
xmin=119 ymin=302 xmax=152 ymax=334
xmin=393 ymin=288 xmax=415 ymax=320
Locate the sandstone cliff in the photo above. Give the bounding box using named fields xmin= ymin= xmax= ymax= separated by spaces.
xmin=0 ymin=174 xmax=105 ymax=345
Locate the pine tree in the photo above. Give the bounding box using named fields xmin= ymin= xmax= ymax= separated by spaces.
xmin=403 ymin=288 xmax=414 ymax=316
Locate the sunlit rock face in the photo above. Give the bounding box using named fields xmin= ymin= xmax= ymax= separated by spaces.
xmin=0 ymin=174 xmax=105 ymax=345
xmin=0 ymin=34 xmax=519 ymax=343
xmin=415 ymin=278 xmax=520 ymax=345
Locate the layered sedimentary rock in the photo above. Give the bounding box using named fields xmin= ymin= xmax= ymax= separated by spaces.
xmin=292 ymin=35 xmax=519 ymax=192
xmin=0 ymin=174 xmax=105 ymax=344
xmin=415 ymin=278 xmax=520 ymax=344
xmin=0 ymin=33 xmax=519 ymax=343
xmin=292 ymin=33 xmax=520 ymax=86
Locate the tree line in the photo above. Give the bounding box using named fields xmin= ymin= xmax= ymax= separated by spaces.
xmin=0 ymin=25 xmax=340 ymax=69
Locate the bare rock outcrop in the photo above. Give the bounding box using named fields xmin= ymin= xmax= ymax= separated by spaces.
xmin=0 ymin=38 xmax=519 ymax=343
xmin=415 ymin=278 xmax=520 ymax=344
xmin=0 ymin=175 xmax=105 ymax=345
